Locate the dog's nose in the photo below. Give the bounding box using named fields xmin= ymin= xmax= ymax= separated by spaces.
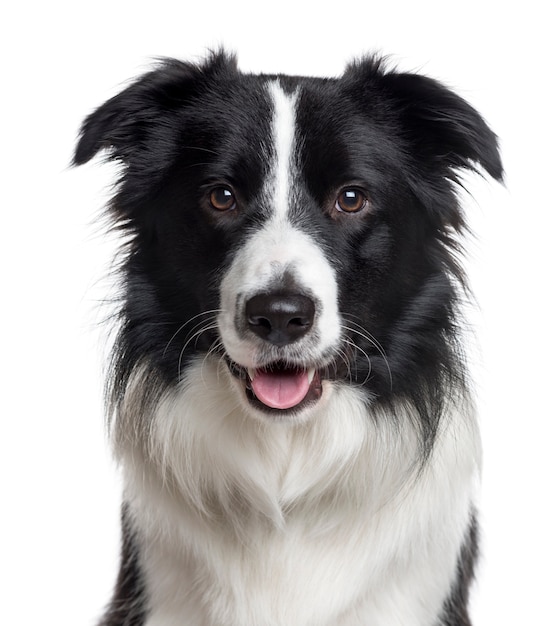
xmin=245 ymin=293 xmax=315 ymax=346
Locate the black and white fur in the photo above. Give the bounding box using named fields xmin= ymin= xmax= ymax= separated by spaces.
xmin=74 ymin=52 xmax=502 ymax=626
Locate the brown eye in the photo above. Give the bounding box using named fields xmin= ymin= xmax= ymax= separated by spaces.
xmin=209 ymin=186 xmax=236 ymax=211
xmin=336 ymin=189 xmax=368 ymax=213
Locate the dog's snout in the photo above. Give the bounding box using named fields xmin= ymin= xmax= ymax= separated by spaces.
xmin=245 ymin=293 xmax=315 ymax=346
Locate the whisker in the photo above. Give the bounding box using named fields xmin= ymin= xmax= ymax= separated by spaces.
xmin=200 ymin=338 xmax=225 ymax=389
xmin=339 ymin=317 xmax=393 ymax=390
xmin=177 ymin=323 xmax=220 ymax=382
xmin=342 ymin=317 xmax=389 ymax=357
xmin=163 ymin=309 xmax=222 ymax=357
xmin=333 ymin=345 xmax=354 ymax=383
xmin=344 ymin=338 xmax=372 ymax=387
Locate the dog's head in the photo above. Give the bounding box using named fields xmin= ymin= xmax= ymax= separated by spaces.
xmin=75 ymin=52 xmax=502 ymax=426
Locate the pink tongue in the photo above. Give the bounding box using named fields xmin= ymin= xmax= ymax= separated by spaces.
xmin=251 ymin=368 xmax=310 ymax=410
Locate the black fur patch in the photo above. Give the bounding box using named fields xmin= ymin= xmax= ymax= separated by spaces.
xmin=98 ymin=505 xmax=147 ymax=626
xmin=438 ymin=515 xmax=479 ymax=626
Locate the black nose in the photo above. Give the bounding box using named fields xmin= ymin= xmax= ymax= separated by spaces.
xmin=245 ymin=292 xmax=316 ymax=346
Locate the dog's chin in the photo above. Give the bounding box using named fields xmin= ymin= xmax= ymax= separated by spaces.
xmin=226 ymin=358 xmax=327 ymax=422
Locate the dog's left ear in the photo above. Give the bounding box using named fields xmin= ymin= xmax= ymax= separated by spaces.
xmin=380 ymin=69 xmax=504 ymax=183
xmin=345 ymin=58 xmax=503 ymax=186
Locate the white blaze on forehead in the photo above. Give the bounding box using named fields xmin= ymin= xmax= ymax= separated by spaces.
xmin=267 ymin=81 xmax=298 ymax=220
xmin=217 ymin=81 xmax=342 ymax=369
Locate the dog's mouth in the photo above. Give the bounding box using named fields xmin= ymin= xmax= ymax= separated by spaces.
xmin=227 ymin=360 xmax=324 ymax=413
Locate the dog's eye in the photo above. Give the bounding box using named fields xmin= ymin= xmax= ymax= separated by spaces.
xmin=336 ymin=189 xmax=368 ymax=214
xmin=209 ymin=187 xmax=236 ymax=211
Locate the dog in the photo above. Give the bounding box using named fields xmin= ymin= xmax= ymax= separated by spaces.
xmin=74 ymin=51 xmax=502 ymax=626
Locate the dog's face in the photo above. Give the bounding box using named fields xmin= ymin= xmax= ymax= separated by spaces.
xmin=74 ymin=53 xmax=502 ymax=424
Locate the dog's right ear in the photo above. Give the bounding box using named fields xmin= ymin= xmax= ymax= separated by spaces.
xmin=73 ymin=51 xmax=237 ymax=167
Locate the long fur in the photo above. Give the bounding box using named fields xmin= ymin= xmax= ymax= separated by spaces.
xmin=75 ymin=51 xmax=502 ymax=626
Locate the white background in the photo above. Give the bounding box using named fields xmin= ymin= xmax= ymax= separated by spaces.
xmin=2 ymin=1 xmax=552 ymax=624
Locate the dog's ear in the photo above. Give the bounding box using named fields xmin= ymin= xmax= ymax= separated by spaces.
xmin=345 ymin=57 xmax=503 ymax=184
xmin=73 ymin=51 xmax=237 ymax=167
xmin=345 ymin=57 xmax=502 ymax=230
xmin=380 ymin=70 xmax=503 ymax=183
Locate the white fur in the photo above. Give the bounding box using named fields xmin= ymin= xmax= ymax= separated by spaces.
xmin=117 ymin=359 xmax=481 ymax=626
xmin=268 ymin=81 xmax=297 ymax=221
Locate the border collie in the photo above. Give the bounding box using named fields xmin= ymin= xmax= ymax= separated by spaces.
xmin=74 ymin=51 xmax=502 ymax=626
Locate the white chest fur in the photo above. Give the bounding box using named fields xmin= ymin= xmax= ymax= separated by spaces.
xmin=117 ymin=360 xmax=481 ymax=626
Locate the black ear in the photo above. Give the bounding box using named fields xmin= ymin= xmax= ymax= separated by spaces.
xmin=344 ymin=57 xmax=503 ymax=185
xmin=73 ymin=60 xmax=193 ymax=166
xmin=73 ymin=51 xmax=237 ymax=166
xmin=380 ymin=70 xmax=503 ymax=183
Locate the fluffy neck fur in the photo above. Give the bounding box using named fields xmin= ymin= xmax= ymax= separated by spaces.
xmin=112 ymin=358 xmax=480 ymax=625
